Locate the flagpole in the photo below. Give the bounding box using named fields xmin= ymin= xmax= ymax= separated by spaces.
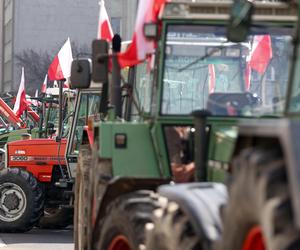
xmin=111 ymin=35 xmax=122 ymax=118
xmin=56 ymin=79 xmax=64 ymax=142
xmin=97 ymin=0 xmax=103 ymax=38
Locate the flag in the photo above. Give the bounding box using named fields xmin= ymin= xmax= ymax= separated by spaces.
xmin=249 ymin=35 xmax=272 ymax=74
xmin=48 ymin=38 xmax=73 ymax=81
xmin=97 ymin=0 xmax=113 ymax=41
xmin=13 ymin=67 xmax=28 ymax=118
xmin=118 ymin=0 xmax=168 ymax=68
xmin=208 ymin=64 xmax=215 ymax=93
xmin=41 ymin=74 xmax=48 ymax=93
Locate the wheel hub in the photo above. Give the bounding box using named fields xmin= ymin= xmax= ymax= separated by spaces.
xmin=3 ymin=192 xmax=20 ymax=211
xmin=0 ymin=183 xmax=27 ymax=222
xmin=108 ymin=235 xmax=131 ymax=250
xmin=242 ymin=226 xmax=265 ymax=250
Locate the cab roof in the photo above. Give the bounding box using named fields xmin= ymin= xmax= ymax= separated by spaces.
xmin=163 ymin=0 xmax=296 ymax=22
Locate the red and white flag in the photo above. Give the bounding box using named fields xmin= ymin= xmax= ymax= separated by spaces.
xmin=41 ymin=74 xmax=48 ymax=93
xmin=97 ymin=0 xmax=113 ymax=41
xmin=249 ymin=35 xmax=272 ymax=75
xmin=208 ymin=64 xmax=216 ymax=93
xmin=118 ymin=0 xmax=168 ymax=68
xmin=48 ymin=38 xmax=73 ymax=81
xmin=13 ymin=67 xmax=28 ymax=118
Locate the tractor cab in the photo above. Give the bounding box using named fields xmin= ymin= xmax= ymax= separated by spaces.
xmin=107 ymin=0 xmax=295 ymax=182
xmin=73 ymin=2 xmax=298 ymax=250
xmin=65 ymin=41 xmax=133 ymax=179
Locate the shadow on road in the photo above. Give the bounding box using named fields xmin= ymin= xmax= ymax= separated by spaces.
xmin=0 ymin=227 xmax=74 ymax=245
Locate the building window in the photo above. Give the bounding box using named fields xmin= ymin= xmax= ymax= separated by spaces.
xmin=4 ymin=61 xmax=12 ymax=82
xmin=3 ymin=0 xmax=13 ymax=88
xmin=111 ymin=17 xmax=121 ymax=35
xmin=4 ymin=20 xmax=12 ymax=44
xmin=4 ymin=42 xmax=12 ymax=63
xmin=4 ymin=0 xmax=13 ymax=25
xmin=4 ymin=0 xmax=11 ymax=8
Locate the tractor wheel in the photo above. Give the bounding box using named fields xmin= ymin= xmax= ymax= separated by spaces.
xmin=0 ymin=168 xmax=44 ymax=232
xmin=74 ymin=145 xmax=93 ymax=250
xmin=145 ymin=199 xmax=203 ymax=250
xmin=215 ymin=148 xmax=300 ymax=250
xmin=94 ymin=190 xmax=160 ymax=250
xmin=38 ymin=207 xmax=73 ymax=229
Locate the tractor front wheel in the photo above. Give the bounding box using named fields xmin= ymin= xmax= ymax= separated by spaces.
xmin=0 ymin=168 xmax=44 ymax=232
xmin=74 ymin=145 xmax=94 ymax=250
xmin=93 ymin=190 xmax=160 ymax=250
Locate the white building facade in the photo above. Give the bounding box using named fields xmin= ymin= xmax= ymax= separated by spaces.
xmin=0 ymin=0 xmax=138 ymax=93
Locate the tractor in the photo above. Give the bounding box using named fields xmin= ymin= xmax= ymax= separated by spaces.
xmin=72 ymin=1 xmax=296 ymax=250
xmin=0 ymin=39 xmax=134 ymax=232
xmin=0 ymin=87 xmax=71 ymax=148
xmin=142 ymin=1 xmax=300 ymax=250
xmin=0 ymin=84 xmax=78 ymax=231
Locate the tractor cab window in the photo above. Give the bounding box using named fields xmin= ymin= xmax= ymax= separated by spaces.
xmin=161 ymin=25 xmax=293 ymax=117
xmin=70 ymin=93 xmax=101 ymax=155
xmin=45 ymin=92 xmax=75 ymax=138
xmin=131 ymin=62 xmax=153 ymax=120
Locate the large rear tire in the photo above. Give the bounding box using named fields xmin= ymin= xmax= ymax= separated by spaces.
xmin=215 ymin=148 xmax=300 ymax=250
xmin=74 ymin=145 xmax=93 ymax=250
xmin=0 ymin=168 xmax=44 ymax=232
xmin=93 ymin=190 xmax=160 ymax=250
xmin=145 ymin=199 xmax=203 ymax=250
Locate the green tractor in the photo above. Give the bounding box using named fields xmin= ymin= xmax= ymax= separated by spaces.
xmin=144 ymin=1 xmax=299 ymax=250
xmin=73 ymin=1 xmax=295 ymax=250
xmin=0 ymin=88 xmax=76 ymax=149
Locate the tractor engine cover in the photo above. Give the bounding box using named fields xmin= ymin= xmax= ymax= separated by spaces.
xmin=6 ymin=138 xmax=67 ymax=182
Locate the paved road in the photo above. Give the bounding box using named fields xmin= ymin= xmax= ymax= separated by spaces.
xmin=0 ymin=227 xmax=74 ymax=250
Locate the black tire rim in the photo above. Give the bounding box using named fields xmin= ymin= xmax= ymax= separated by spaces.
xmin=0 ymin=182 xmax=27 ymax=222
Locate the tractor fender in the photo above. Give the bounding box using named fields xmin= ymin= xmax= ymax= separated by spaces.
xmin=94 ymin=177 xmax=169 ymax=227
xmin=158 ymin=182 xmax=228 ymax=243
xmin=233 ymin=118 xmax=300 ymax=230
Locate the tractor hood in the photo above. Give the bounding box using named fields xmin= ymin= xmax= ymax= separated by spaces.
xmin=8 ymin=138 xmax=67 ymax=147
xmin=6 ymin=138 xmax=68 ymax=182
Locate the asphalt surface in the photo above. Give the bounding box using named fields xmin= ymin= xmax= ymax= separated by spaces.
xmin=0 ymin=227 xmax=74 ymax=250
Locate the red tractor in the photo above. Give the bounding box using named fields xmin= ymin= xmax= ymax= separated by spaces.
xmin=0 ymin=81 xmax=101 ymax=232
xmin=0 ymin=85 xmax=72 ymax=232
xmin=0 ymin=138 xmax=69 ymax=231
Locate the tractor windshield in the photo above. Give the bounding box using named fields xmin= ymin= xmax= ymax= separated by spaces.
xmin=161 ymin=24 xmax=292 ymax=117
xmin=69 ymin=92 xmax=101 ymax=155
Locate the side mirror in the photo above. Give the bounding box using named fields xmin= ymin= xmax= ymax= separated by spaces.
xmin=70 ymin=59 xmax=91 ymax=89
xmin=227 ymin=0 xmax=254 ymax=43
xmin=92 ymin=39 xmax=109 ymax=83
xmin=144 ymin=23 xmax=158 ymax=40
